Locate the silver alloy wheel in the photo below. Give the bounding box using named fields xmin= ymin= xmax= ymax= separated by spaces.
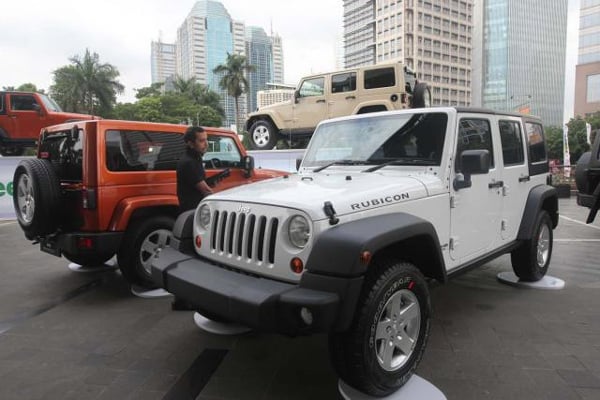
xmin=536 ymin=223 xmax=550 ymax=267
xmin=16 ymin=174 xmax=35 ymax=224
xmin=375 ymin=289 xmax=421 ymax=371
xmin=252 ymin=125 xmax=270 ymax=147
xmin=139 ymin=228 xmax=172 ymax=275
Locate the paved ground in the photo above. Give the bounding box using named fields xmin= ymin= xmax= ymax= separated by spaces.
xmin=0 ymin=197 xmax=599 ymax=400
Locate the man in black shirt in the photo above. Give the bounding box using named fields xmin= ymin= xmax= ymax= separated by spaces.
xmin=177 ymin=126 xmax=213 ymax=213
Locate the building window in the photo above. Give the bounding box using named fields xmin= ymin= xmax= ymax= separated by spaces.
xmin=587 ymin=74 xmax=600 ymax=103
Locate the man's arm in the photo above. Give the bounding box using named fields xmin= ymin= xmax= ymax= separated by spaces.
xmin=195 ymin=180 xmax=213 ymax=196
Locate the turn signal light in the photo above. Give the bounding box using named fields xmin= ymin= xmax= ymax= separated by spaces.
xmin=195 ymin=235 xmax=202 ymax=248
xmin=290 ymin=257 xmax=304 ymax=274
xmin=359 ymin=250 xmax=372 ymax=265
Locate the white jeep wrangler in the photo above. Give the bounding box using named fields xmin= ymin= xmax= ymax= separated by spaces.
xmin=153 ymin=107 xmax=558 ymax=397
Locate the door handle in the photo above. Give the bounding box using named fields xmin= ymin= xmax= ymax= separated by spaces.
xmin=488 ymin=180 xmax=504 ymax=189
xmin=518 ymin=176 xmax=530 ymax=182
xmin=345 ymin=95 xmax=356 ymax=100
xmin=316 ymin=99 xmax=326 ymax=103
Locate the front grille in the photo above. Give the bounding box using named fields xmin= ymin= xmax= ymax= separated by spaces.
xmin=210 ymin=211 xmax=279 ymax=264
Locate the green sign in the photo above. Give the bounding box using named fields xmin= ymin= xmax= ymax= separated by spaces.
xmin=0 ymin=181 xmax=13 ymax=197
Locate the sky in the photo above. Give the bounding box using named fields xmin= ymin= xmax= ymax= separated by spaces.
xmin=0 ymin=0 xmax=579 ymax=122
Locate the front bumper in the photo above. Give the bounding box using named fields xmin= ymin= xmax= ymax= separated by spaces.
xmin=152 ymin=246 xmax=363 ymax=336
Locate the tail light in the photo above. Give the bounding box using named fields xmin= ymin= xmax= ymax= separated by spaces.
xmin=82 ymin=188 xmax=97 ymax=209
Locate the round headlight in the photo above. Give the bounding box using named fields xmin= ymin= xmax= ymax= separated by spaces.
xmin=288 ymin=215 xmax=311 ymax=248
xmin=198 ymin=204 xmax=211 ymax=229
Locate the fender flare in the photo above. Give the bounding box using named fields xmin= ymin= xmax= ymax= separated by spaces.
xmin=305 ymin=213 xmax=447 ymax=282
xmin=516 ymin=184 xmax=558 ymax=240
xmin=109 ymin=195 xmax=179 ymax=231
xmin=246 ymin=113 xmax=283 ymax=132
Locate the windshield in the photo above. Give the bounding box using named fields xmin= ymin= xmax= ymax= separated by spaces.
xmin=302 ymin=112 xmax=448 ymax=168
xmin=38 ymin=94 xmax=63 ymax=112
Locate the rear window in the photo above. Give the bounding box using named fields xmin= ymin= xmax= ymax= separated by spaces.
xmin=106 ymin=130 xmax=184 ymax=172
xmin=364 ymin=67 xmax=396 ymax=89
xmin=39 ymin=129 xmax=84 ymax=182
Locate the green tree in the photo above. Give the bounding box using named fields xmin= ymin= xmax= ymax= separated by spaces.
xmin=213 ymin=53 xmax=255 ymax=133
xmin=16 ymin=83 xmax=42 ymax=93
xmin=545 ymin=126 xmax=563 ymax=161
xmin=50 ymin=49 xmax=124 ymax=116
xmin=135 ymin=82 xmax=163 ymax=99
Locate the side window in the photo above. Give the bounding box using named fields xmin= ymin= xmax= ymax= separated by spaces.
xmin=10 ymin=94 xmax=38 ymax=111
xmin=105 ymin=130 xmax=185 ymax=172
xmin=204 ymin=136 xmax=242 ymax=168
xmin=364 ymin=67 xmax=396 ymax=89
xmin=525 ymin=122 xmax=547 ymax=163
xmin=299 ymin=77 xmax=325 ymax=97
xmin=499 ymin=120 xmax=525 ymax=166
xmin=331 ymin=72 xmax=356 ymax=93
xmin=456 ymin=118 xmax=494 ymax=172
xmin=0 ymin=94 xmax=4 ymax=114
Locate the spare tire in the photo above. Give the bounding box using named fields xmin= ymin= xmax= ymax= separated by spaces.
xmin=411 ymin=82 xmax=432 ymax=108
xmin=12 ymin=159 xmax=61 ymax=239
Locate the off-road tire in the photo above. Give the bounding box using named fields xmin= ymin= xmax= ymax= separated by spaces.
xmin=248 ymin=119 xmax=278 ymax=150
xmin=329 ymin=260 xmax=430 ymax=397
xmin=575 ymin=151 xmax=592 ymax=194
xmin=12 ymin=159 xmax=61 ymax=239
xmin=117 ymin=215 xmax=175 ymax=288
xmin=411 ymin=83 xmax=432 ymax=108
xmin=511 ymin=211 xmax=553 ymax=282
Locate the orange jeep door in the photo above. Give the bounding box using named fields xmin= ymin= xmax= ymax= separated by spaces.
xmin=8 ymin=93 xmax=45 ymax=140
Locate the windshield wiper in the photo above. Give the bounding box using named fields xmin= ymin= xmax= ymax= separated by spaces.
xmin=313 ymin=159 xmax=366 ymax=173
xmin=363 ymin=159 xmax=437 ymax=173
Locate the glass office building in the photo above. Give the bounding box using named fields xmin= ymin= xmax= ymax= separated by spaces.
xmin=245 ymin=27 xmax=273 ymax=114
xmin=480 ymin=0 xmax=567 ymax=126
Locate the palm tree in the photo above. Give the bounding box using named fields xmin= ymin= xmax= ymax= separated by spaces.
xmin=213 ymin=53 xmax=255 ymax=133
xmin=50 ymin=49 xmax=124 ymax=115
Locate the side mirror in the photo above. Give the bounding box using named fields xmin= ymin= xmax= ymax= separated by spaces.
xmin=453 ymin=149 xmax=490 ymax=190
xmin=243 ymin=155 xmax=254 ymax=178
xmin=294 ymin=90 xmax=300 ymax=104
xmin=296 ymin=158 xmax=302 ymax=171
xmin=32 ymin=103 xmax=42 ymax=114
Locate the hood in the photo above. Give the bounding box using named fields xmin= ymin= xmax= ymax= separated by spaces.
xmin=53 ymin=111 xmax=97 ymax=120
xmin=207 ymin=170 xmax=443 ymax=220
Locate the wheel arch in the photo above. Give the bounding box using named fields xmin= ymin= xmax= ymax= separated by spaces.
xmin=109 ymin=196 xmax=179 ymax=231
xmin=353 ymin=101 xmax=392 ymax=115
xmin=516 ymin=184 xmax=559 ymax=240
xmin=305 ymin=213 xmax=447 ymax=283
xmin=246 ymin=113 xmax=282 ymax=132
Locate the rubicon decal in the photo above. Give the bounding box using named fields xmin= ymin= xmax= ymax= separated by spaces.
xmin=351 ymin=193 xmax=410 ymax=210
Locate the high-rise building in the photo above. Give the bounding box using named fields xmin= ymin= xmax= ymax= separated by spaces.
xmin=150 ymin=41 xmax=176 ymax=85
xmin=271 ymin=34 xmax=284 ymax=84
xmin=176 ymin=0 xmax=247 ymax=128
xmin=476 ymin=0 xmax=567 ymax=127
xmin=342 ymin=0 xmax=473 ymax=107
xmin=575 ymin=0 xmax=600 ymax=117
xmin=246 ymin=27 xmax=273 ymax=114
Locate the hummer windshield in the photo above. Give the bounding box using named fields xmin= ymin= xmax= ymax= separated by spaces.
xmin=301 ymin=112 xmax=448 ymax=169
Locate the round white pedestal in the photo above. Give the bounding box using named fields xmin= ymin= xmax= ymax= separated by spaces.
xmin=497 ymin=272 xmax=565 ymax=290
xmin=339 ymin=375 xmax=446 ymax=400
xmin=193 ymin=312 xmax=251 ymax=335
xmin=67 ymin=257 xmax=119 ymax=273
xmin=130 ymin=285 xmax=173 ymax=298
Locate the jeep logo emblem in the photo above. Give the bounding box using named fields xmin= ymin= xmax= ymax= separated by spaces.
xmin=238 ymin=205 xmax=251 ymax=214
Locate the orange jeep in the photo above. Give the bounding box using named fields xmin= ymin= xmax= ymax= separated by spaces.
xmin=12 ymin=119 xmax=287 ymax=288
xmin=0 ymin=91 xmax=96 ymax=156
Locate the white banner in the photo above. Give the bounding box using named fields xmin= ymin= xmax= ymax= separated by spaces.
xmin=563 ymin=124 xmax=571 ymax=178
xmin=0 ymin=157 xmax=24 ymax=220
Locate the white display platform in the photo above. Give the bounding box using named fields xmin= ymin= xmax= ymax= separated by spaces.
xmin=193 ymin=312 xmax=251 ymax=335
xmin=339 ymin=375 xmax=446 ymax=400
xmin=67 ymin=257 xmax=119 ymax=273
xmin=130 ymin=285 xmax=173 ymax=298
xmin=497 ymin=272 xmax=565 ymax=290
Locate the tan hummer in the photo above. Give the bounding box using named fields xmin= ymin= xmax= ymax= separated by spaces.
xmin=245 ymin=62 xmax=431 ymax=150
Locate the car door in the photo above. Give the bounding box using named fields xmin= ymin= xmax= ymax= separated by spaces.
xmin=497 ymin=118 xmax=530 ymax=241
xmin=292 ymin=76 xmax=328 ymax=131
xmin=8 ymin=93 xmax=43 ymax=139
xmin=0 ymin=93 xmax=12 ymax=136
xmin=327 ymin=71 xmax=357 ymax=118
xmin=449 ymin=115 xmax=504 ymax=264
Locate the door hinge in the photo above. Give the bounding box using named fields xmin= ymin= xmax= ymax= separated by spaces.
xmin=501 ymin=220 xmax=507 ymax=231
xmin=450 ymin=196 xmax=457 ymax=208
xmin=449 ymin=237 xmax=456 ymax=251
